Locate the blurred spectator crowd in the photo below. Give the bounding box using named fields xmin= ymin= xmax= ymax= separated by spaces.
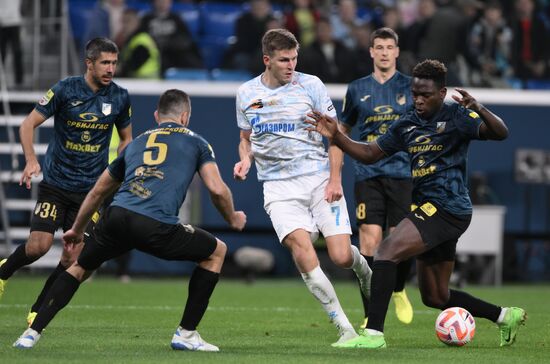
xmin=64 ymin=0 xmax=550 ymax=87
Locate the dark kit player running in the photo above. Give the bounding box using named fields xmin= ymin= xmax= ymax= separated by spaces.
xmin=14 ymin=89 xmax=246 ymax=351
xmin=0 ymin=38 xmax=132 ymax=326
xmin=307 ymin=59 xmax=526 ymax=349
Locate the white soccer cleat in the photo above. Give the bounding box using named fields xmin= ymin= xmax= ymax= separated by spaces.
xmin=171 ymin=327 xmax=219 ymax=352
xmin=13 ymin=328 xmax=41 ymax=349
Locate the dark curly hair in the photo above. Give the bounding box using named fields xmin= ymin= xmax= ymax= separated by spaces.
xmin=412 ymin=59 xmax=447 ymax=89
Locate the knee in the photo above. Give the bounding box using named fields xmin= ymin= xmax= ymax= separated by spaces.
xmin=25 ymin=237 xmax=53 ymax=259
xmin=329 ymin=250 xmax=352 ymax=268
xmin=421 ymin=290 xmax=449 ymax=309
xmin=287 ymin=239 xmax=314 ymax=261
xmin=59 ymin=254 xmax=77 ymax=268
xmin=373 ymin=239 xmax=399 ymax=263
xmin=213 ymin=240 xmax=227 ymax=261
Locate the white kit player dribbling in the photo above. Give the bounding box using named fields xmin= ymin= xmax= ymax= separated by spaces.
xmin=233 ymin=29 xmax=372 ymax=346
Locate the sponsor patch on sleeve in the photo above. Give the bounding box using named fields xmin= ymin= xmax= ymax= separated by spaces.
xmin=420 ymin=202 xmax=437 ymax=216
xmin=468 ymin=111 xmax=480 ymax=119
xmin=38 ymin=89 xmax=54 ymax=106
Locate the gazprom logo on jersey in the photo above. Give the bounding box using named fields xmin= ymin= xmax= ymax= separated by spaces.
xmin=251 ymin=114 xmax=296 ymax=134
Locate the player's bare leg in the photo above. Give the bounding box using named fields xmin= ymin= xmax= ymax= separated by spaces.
xmin=284 ymin=229 xmax=357 ymax=345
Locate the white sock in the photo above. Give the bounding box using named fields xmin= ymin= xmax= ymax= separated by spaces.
xmin=301 ymin=266 xmax=354 ymax=334
xmin=497 ymin=307 xmax=507 ymax=323
xmin=366 ymin=329 xmax=383 ymax=336
xmin=348 ymin=245 xmax=372 ymax=279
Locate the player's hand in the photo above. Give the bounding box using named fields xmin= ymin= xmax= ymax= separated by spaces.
xmin=233 ymin=160 xmax=251 ymax=181
xmin=63 ymin=229 xmax=84 ymax=251
xmin=19 ymin=159 xmax=41 ymax=189
xmin=305 ymin=111 xmax=339 ymax=139
xmin=229 ymin=211 xmax=247 ymax=231
xmin=452 ymin=88 xmax=482 ymax=112
xmin=324 ymin=179 xmax=343 ymax=203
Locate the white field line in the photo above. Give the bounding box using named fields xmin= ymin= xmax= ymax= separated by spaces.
xmin=0 ymin=303 xmax=435 ymax=315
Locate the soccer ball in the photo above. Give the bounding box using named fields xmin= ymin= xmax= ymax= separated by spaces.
xmin=435 ymin=307 xmax=476 ymax=346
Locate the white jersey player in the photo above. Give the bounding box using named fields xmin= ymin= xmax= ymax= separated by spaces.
xmin=233 ymin=28 xmax=372 ymax=346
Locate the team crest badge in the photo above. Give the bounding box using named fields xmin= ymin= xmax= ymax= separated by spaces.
xmin=396 ymin=94 xmax=406 ymax=105
xmin=102 ymin=103 xmax=112 ymax=115
xmin=436 ymin=122 xmax=446 ymax=133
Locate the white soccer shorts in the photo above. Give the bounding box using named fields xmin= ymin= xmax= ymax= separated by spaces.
xmin=263 ymin=171 xmax=352 ymax=242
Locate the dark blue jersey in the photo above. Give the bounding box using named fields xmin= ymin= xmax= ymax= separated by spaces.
xmin=35 ymin=76 xmax=131 ymax=192
xmin=341 ymin=71 xmax=413 ymax=181
xmin=376 ymin=103 xmax=483 ymax=215
xmin=108 ymin=122 xmax=216 ymax=225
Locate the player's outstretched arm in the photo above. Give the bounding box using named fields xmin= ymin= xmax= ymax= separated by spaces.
xmin=234 ymin=129 xmax=253 ymax=181
xmin=306 ymin=111 xmax=385 ymax=165
xmin=200 ymin=162 xmax=246 ymax=231
xmin=452 ymin=88 xmax=509 ymax=140
xmin=19 ymin=109 xmax=47 ymax=189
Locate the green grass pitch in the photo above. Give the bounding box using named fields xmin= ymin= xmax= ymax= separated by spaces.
xmin=1 ymin=275 xmax=549 ymax=363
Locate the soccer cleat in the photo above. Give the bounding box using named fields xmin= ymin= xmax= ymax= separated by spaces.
xmin=0 ymin=258 xmax=7 ymax=300
xmin=332 ymin=330 xmax=387 ymax=349
xmin=331 ymin=329 xmax=358 ymax=347
xmin=498 ymin=307 xmax=527 ymax=347
xmin=13 ymin=328 xmax=41 ymax=349
xmin=171 ymin=327 xmax=219 ymax=352
xmin=27 ymin=311 xmax=38 ymax=327
xmin=359 ymin=317 xmax=368 ymax=329
xmin=392 ymin=290 xmax=413 ymax=324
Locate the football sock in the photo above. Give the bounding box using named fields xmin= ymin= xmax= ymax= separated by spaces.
xmin=180 ymin=266 xmax=219 ymax=331
xmin=366 ymin=260 xmax=397 ymax=333
xmin=301 ymin=266 xmax=354 ymax=333
xmin=444 ymin=289 xmax=501 ymax=323
xmin=356 ymin=252 xmax=373 ymax=317
xmin=30 ymin=263 xmax=67 ymax=313
xmin=497 ymin=307 xmax=507 ymax=323
xmin=394 ymin=258 xmax=413 ymax=292
xmin=31 ymin=271 xmax=81 ymax=333
xmin=349 ymin=245 xmax=372 ymax=280
xmin=364 ymin=255 xmax=374 ymax=268
xmin=0 ymin=244 xmax=38 ymax=280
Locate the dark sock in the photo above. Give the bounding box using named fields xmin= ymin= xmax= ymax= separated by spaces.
xmin=180 ymin=266 xmax=219 ymax=331
xmin=358 ymin=254 xmax=373 ymax=317
xmin=444 ymin=289 xmax=501 ymax=322
xmin=366 ymin=260 xmax=397 ymax=333
xmin=30 ymin=263 xmax=67 ymax=312
xmin=31 ymin=271 xmax=81 ymax=333
xmin=394 ymin=258 xmax=413 ymax=292
xmin=364 ymin=255 xmax=374 ymax=268
xmin=0 ymin=244 xmax=38 ymax=280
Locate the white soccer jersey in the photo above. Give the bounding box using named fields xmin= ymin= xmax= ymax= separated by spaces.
xmin=236 ymin=72 xmax=337 ymax=181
